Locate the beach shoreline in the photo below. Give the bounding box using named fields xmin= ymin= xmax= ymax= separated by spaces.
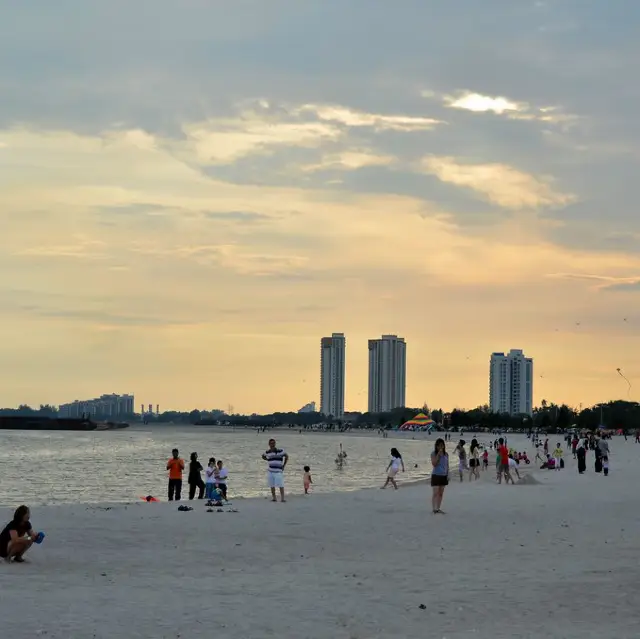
xmin=3 ymin=436 xmax=638 ymax=639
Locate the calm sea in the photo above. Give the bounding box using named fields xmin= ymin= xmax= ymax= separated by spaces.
xmin=0 ymin=426 xmax=456 ymax=506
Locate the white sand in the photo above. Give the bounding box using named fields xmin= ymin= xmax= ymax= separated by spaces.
xmin=2 ymin=435 xmax=639 ymax=639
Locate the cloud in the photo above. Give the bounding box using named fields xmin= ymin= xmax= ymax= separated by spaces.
xmin=2 ymin=0 xmax=640 ymax=414
xmin=439 ymin=91 xmax=580 ymax=130
xmin=296 ymin=104 xmax=443 ymax=131
xmin=203 ymin=211 xmax=272 ymax=223
xmin=443 ymin=92 xmax=527 ymax=114
xmin=14 ymin=236 xmax=109 ymax=260
xmin=420 ymin=155 xmax=575 ymax=210
xmin=602 ymin=281 xmax=640 ymax=292
xmin=182 ymin=115 xmax=341 ymax=165
xmin=301 ymin=149 xmax=397 ymax=172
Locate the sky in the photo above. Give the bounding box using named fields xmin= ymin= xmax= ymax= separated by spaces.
xmin=1 ymin=0 xmax=639 ymax=413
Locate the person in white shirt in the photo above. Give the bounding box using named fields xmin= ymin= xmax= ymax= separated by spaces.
xmin=381 ymin=448 xmax=405 ymax=490
xmin=204 ymin=458 xmax=217 ymax=500
xmin=216 ymin=460 xmax=229 ymax=500
xmin=508 ymin=455 xmax=520 ymax=482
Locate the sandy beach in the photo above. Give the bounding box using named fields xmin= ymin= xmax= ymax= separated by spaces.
xmin=2 ymin=435 xmax=639 ymax=639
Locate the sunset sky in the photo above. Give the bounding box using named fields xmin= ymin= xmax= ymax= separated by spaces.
xmin=1 ymin=1 xmax=639 ymax=413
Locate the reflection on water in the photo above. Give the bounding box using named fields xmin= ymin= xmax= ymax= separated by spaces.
xmin=0 ymin=427 xmax=447 ymax=506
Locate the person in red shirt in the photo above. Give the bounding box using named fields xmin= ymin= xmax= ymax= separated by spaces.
xmin=166 ymin=448 xmax=185 ymax=501
xmin=497 ymin=438 xmax=512 ymax=484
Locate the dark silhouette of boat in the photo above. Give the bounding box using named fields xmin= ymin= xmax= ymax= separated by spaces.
xmin=0 ymin=416 xmax=130 ymax=431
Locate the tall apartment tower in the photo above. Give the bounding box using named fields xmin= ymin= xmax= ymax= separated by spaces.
xmin=489 ymin=349 xmax=533 ymax=416
xmin=368 ymin=335 xmax=407 ymax=413
xmin=320 ymin=333 xmax=346 ymax=418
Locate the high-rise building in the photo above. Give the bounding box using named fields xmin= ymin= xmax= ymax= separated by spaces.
xmin=368 ymin=335 xmax=406 ymax=413
xmin=58 ymin=393 xmax=135 ymax=419
xmin=320 ymin=333 xmax=346 ymax=418
xmin=489 ymin=349 xmax=533 ymax=416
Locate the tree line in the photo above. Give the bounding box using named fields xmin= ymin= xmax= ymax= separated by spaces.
xmin=1 ymin=400 xmax=639 ymax=431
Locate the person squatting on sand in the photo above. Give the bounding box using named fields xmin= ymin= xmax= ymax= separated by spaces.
xmin=507 ymin=455 xmax=520 ymax=482
xmin=167 ymin=448 xmax=185 ymax=501
xmin=430 ymin=438 xmax=449 ymax=514
xmin=0 ymin=505 xmax=40 ymax=563
xmin=262 ymin=438 xmax=288 ymax=502
xmin=381 ymin=448 xmax=404 ymax=489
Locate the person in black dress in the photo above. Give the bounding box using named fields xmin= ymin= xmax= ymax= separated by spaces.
xmin=188 ymin=452 xmax=205 ymax=500
xmin=576 ymin=440 xmax=586 ymax=474
xmin=0 ymin=505 xmax=39 ymax=563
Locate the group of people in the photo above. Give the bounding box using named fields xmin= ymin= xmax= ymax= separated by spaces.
xmin=574 ymin=434 xmax=610 ymax=476
xmin=166 ymin=449 xmax=229 ymax=502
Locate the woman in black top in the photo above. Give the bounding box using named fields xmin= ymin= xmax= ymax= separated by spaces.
xmin=188 ymin=452 xmax=205 ymax=500
xmin=0 ymin=505 xmax=38 ymax=563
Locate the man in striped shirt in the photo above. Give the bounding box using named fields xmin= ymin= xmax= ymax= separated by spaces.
xmin=262 ymin=438 xmax=289 ymax=502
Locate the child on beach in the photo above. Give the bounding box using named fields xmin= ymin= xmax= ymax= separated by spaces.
xmin=553 ymin=444 xmax=563 ymax=471
xmin=205 ymin=458 xmax=216 ymax=499
xmin=381 ymin=448 xmax=404 ymax=489
xmin=303 ymin=466 xmax=313 ymax=494
xmin=482 ymin=449 xmax=489 ymax=471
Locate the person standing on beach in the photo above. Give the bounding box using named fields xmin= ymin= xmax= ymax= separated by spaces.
xmin=303 ymin=466 xmax=313 ymax=494
xmin=167 ymin=448 xmax=185 ymax=501
xmin=205 ymin=457 xmax=217 ymax=500
xmin=576 ymin=440 xmax=587 ymax=474
xmin=497 ymin=438 xmax=512 ymax=484
xmin=216 ymin=460 xmax=229 ymax=500
xmin=381 ymin=448 xmax=405 ymax=489
xmin=469 ymin=439 xmax=480 ymax=481
xmin=454 ymin=440 xmax=467 ymax=482
xmin=188 ymin=452 xmax=205 ymax=500
xmin=597 ymin=437 xmax=610 ymax=476
xmin=262 ymin=438 xmax=288 ymax=502
xmin=430 ymin=438 xmax=449 ymax=514
xmin=552 ymin=443 xmax=564 ymax=471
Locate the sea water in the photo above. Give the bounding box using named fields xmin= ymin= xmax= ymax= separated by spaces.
xmin=0 ymin=426 xmax=451 ymax=506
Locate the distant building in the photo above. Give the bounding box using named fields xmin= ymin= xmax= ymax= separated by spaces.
xmin=298 ymin=402 xmax=317 ymax=414
xmin=320 ymin=333 xmax=346 ymax=418
xmin=489 ymin=350 xmax=533 ymax=416
xmin=368 ymin=335 xmax=406 ymax=413
xmin=58 ymin=394 xmax=135 ymax=419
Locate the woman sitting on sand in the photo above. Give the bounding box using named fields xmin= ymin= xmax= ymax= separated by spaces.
xmin=430 ymin=439 xmax=449 ymax=514
xmin=0 ymin=505 xmax=39 ymax=563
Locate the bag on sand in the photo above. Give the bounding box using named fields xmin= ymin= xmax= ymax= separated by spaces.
xmin=560 ymin=458 xmax=565 ymax=469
